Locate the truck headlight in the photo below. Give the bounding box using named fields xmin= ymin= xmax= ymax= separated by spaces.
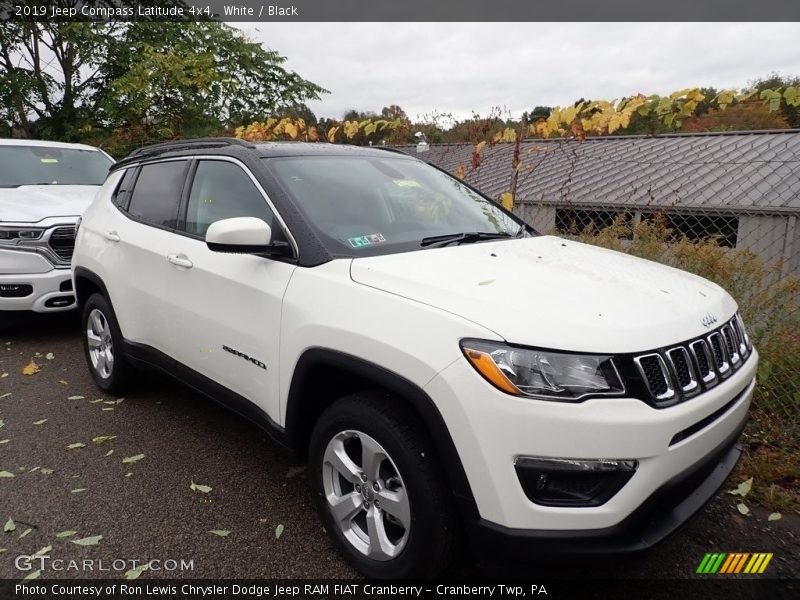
xmin=460 ymin=339 xmax=625 ymax=401
xmin=0 ymin=227 xmax=44 ymax=244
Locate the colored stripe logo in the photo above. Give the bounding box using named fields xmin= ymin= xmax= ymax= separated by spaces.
xmin=696 ymin=552 xmax=773 ymax=574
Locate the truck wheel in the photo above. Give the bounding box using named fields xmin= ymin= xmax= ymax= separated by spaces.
xmin=309 ymin=392 xmax=458 ymax=578
xmin=82 ymin=293 xmax=133 ymax=394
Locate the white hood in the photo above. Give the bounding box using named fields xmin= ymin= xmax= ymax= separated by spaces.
xmin=350 ymin=236 xmax=738 ymax=354
xmin=0 ymin=185 xmax=99 ymax=223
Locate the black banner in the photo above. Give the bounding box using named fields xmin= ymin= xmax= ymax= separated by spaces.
xmin=2 ymin=579 xmax=798 ymax=600
xmin=2 ymin=0 xmax=800 ymax=22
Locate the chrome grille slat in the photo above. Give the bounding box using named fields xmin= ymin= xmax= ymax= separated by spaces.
xmin=721 ymin=324 xmax=741 ymax=367
xmin=666 ymin=347 xmax=698 ymax=393
xmin=634 ymin=353 xmax=674 ymax=401
xmin=689 ymin=340 xmax=717 ymax=384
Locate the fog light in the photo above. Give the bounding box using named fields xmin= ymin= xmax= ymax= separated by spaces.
xmin=0 ymin=284 xmax=33 ymax=298
xmin=514 ymin=456 xmax=637 ymax=507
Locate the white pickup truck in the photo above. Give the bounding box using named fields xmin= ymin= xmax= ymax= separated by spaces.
xmin=0 ymin=139 xmax=113 ymax=312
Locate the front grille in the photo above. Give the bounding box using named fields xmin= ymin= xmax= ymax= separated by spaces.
xmin=48 ymin=227 xmax=75 ymax=262
xmin=633 ymin=315 xmax=751 ymax=406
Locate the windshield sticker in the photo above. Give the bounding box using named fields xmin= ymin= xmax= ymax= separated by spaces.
xmin=348 ymin=233 xmax=386 ymax=248
xmin=40 ymin=158 xmax=59 ymax=163
xmin=393 ymin=179 xmax=420 ymax=188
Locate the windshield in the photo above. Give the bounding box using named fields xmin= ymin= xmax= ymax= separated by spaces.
xmin=0 ymin=145 xmax=113 ymax=187
xmin=266 ymin=154 xmax=528 ymax=257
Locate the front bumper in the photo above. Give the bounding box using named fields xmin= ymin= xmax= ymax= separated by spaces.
xmin=0 ymin=256 xmax=75 ymax=312
xmin=467 ymin=409 xmax=744 ymax=564
xmin=424 ymin=348 xmax=757 ymax=542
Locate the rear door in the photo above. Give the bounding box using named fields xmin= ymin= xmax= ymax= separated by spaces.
xmin=161 ymin=157 xmax=296 ymax=421
xmin=107 ymin=159 xmax=189 ymax=354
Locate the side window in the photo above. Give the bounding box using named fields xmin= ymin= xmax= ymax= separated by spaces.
xmin=112 ymin=167 xmax=136 ymax=210
xmin=184 ymin=160 xmax=275 ymax=237
xmin=127 ymin=161 xmax=187 ymax=228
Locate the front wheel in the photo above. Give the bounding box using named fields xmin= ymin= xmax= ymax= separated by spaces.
xmin=81 ymin=293 xmax=134 ymax=394
xmin=309 ymin=392 xmax=458 ymax=578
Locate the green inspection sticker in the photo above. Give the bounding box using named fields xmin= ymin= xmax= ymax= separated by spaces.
xmin=348 ymin=233 xmax=387 ymax=248
xmin=393 ymin=179 xmax=420 ymax=188
xmin=40 ymin=158 xmax=59 ymax=163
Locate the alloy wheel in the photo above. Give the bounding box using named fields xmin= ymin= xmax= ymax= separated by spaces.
xmin=86 ymin=308 xmax=114 ymax=379
xmin=322 ymin=430 xmax=411 ymax=561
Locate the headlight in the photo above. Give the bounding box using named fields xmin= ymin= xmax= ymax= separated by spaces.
xmin=0 ymin=227 xmax=44 ymax=244
xmin=460 ymin=339 xmax=625 ymax=401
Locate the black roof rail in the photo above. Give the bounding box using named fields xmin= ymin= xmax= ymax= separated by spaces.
xmin=372 ymin=146 xmax=415 ymax=156
xmin=111 ymin=137 xmax=256 ymax=171
xmin=127 ymin=137 xmax=254 ymax=158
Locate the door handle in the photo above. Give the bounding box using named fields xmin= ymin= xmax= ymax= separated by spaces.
xmin=104 ymin=231 xmax=120 ymax=242
xmin=167 ymin=253 xmax=193 ymax=269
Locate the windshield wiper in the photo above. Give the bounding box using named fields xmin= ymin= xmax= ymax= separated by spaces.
xmin=420 ymin=231 xmax=516 ymax=248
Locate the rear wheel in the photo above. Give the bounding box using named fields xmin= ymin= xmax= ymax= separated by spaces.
xmin=309 ymin=392 xmax=457 ymax=578
xmin=81 ymin=293 xmax=134 ymax=394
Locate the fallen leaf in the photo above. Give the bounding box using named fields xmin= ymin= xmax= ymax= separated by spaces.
xmin=104 ymin=450 xmax=114 ymax=457
xmin=55 ymin=530 xmax=77 ymax=538
xmin=0 ymin=471 xmax=15 ymax=478
xmin=124 ymin=472 xmax=133 ymax=477
xmin=70 ymin=488 xmax=87 ymax=494
xmin=33 ymin=545 xmax=52 ymax=556
xmin=4 ymin=518 xmax=15 ymax=532
xmin=22 ymin=360 xmax=40 ymax=376
xmin=209 ymin=530 xmax=231 ymax=537
xmin=124 ymin=564 xmax=148 ymax=580
xmin=0 ymin=393 xmax=10 ymax=399
xmin=66 ymin=443 xmax=85 ymax=450
xmin=89 ymin=399 xmax=104 ymax=404
xmin=103 ymin=400 xmax=116 ymax=405
xmin=190 ymin=481 xmax=212 ymax=493
xmin=102 ymin=407 xmax=114 ymax=411
xmin=0 ymin=548 xmax=5 ymax=553
xmin=67 ymin=396 xmax=85 ymax=400
xmin=768 ymin=512 xmax=782 ymax=522
xmin=0 ymin=420 xmax=4 ymax=429
xmin=58 ymin=380 xmax=68 ymax=385
xmin=92 ymin=435 xmax=116 ymax=444
xmin=737 ymin=502 xmax=750 ymax=515
xmin=28 ymin=466 xmax=39 ymax=473
xmin=728 ymin=477 xmax=753 ymax=497
xmin=275 ymin=524 xmax=284 ymax=539
xmin=1 ymin=373 xmax=7 ymax=378
xmin=0 ymin=440 xmax=8 ymax=444
xmin=45 ymin=353 xmax=54 ymax=360
xmin=122 ymin=454 xmax=144 ymax=464
xmin=33 ymin=419 xmax=47 ymax=425
xmin=19 ymin=528 xmax=31 ymax=538
xmin=22 ymin=570 xmax=41 ymax=581
xmin=39 ymin=468 xmax=53 ymax=475
xmin=72 ymin=535 xmax=102 ymax=546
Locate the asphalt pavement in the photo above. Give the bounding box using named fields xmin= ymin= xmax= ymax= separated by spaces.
xmin=0 ymin=313 xmax=797 ymax=582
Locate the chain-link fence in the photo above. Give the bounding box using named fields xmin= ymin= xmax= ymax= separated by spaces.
xmin=398 ymin=130 xmax=800 ymax=497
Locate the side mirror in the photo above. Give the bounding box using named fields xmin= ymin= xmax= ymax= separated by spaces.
xmin=206 ymin=217 xmax=284 ymax=255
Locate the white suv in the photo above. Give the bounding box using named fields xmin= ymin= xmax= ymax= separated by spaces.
xmin=0 ymin=139 xmax=113 ymax=312
xmin=72 ymin=139 xmax=758 ymax=578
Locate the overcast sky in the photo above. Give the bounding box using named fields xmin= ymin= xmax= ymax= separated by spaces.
xmin=234 ymin=22 xmax=800 ymax=121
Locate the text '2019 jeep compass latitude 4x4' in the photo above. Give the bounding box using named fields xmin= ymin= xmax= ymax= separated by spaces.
xmin=72 ymin=139 xmax=757 ymax=578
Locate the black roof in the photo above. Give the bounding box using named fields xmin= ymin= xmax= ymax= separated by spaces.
xmin=112 ymin=138 xmax=412 ymax=171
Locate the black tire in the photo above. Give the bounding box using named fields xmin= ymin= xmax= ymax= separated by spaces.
xmin=81 ymin=293 xmax=134 ymax=394
xmin=309 ymin=391 xmax=458 ymax=578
